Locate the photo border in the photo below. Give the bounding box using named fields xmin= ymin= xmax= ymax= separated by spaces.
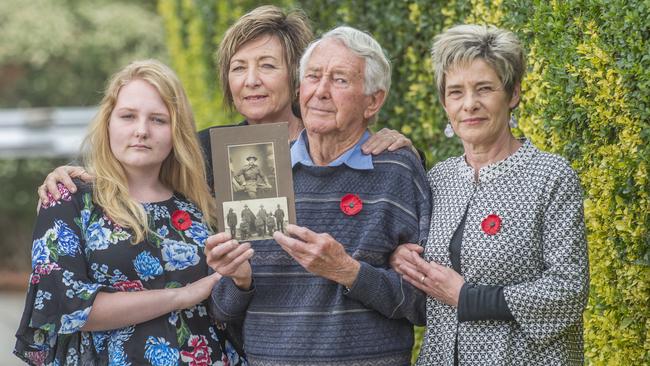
xmin=227 ymin=141 xmax=278 ymax=200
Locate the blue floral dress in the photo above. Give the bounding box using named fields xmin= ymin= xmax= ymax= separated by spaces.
xmin=14 ymin=183 xmax=246 ymax=366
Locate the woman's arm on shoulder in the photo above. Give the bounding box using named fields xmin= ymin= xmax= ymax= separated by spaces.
xmin=37 ymin=166 xmax=93 ymax=206
xmin=362 ymin=128 xmax=423 ymax=163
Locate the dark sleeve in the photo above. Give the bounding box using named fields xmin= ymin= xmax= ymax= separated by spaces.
xmin=457 ymin=283 xmax=515 ymax=322
xmin=197 ymin=128 xmax=214 ymax=191
xmin=344 ymin=150 xmax=431 ymax=326
xmin=198 ymin=120 xmax=249 ymax=193
xmin=416 ymin=148 xmax=427 ymax=168
xmin=345 ymin=261 xmax=427 ymax=325
xmin=209 ymin=276 xmax=255 ymax=323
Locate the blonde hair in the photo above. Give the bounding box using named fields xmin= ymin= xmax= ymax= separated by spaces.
xmin=82 ymin=59 xmax=216 ymax=243
xmin=217 ymin=5 xmax=313 ymax=113
xmin=431 ymin=24 xmax=525 ymax=102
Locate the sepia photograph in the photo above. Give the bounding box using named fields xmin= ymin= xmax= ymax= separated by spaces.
xmin=228 ymin=142 xmax=278 ymax=200
xmin=222 ymin=197 xmax=289 ymax=241
xmin=210 ymin=122 xmax=296 ymax=237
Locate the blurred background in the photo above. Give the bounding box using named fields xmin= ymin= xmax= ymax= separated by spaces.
xmin=0 ymin=1 xmax=166 ymax=363
xmin=1 ymin=0 xmax=648 ymax=365
xmin=0 ymin=0 xmax=167 ymax=273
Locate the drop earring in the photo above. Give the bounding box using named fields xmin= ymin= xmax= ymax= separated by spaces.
xmin=509 ymin=115 xmax=518 ymax=128
xmin=444 ymin=123 xmax=455 ymax=138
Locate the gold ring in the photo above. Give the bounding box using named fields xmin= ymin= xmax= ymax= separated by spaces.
xmin=420 ymin=275 xmax=426 ymax=283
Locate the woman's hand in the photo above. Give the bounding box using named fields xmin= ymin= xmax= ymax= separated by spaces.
xmin=389 ymin=243 xmax=424 ymax=275
xmin=83 ymin=271 xmax=223 ymax=332
xmin=174 ymin=271 xmax=223 ymax=310
xmin=204 ymin=232 xmax=254 ymax=290
xmin=361 ymin=128 xmax=414 ymax=155
xmin=37 ymin=165 xmax=94 ymax=205
xmin=399 ymin=251 xmax=465 ymax=307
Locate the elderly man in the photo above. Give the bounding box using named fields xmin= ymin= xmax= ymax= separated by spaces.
xmin=206 ymin=26 xmax=431 ymax=366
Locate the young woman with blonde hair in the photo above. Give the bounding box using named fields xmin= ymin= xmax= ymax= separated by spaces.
xmin=15 ymin=59 xmax=245 ymax=366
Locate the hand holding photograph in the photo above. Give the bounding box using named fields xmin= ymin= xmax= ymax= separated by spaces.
xmin=210 ymin=122 xmax=295 ymax=241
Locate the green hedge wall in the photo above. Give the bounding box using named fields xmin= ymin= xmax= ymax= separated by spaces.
xmin=159 ymin=1 xmax=649 ymax=363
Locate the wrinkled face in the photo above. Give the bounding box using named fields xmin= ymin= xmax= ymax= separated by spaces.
xmin=443 ymin=58 xmax=519 ymax=146
xmin=228 ymin=35 xmax=293 ymax=124
xmin=108 ymin=79 xmax=172 ymax=176
xmin=299 ymin=39 xmax=378 ymax=138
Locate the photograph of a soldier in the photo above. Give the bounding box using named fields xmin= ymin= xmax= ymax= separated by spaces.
xmin=228 ymin=142 xmax=277 ymax=200
xmin=222 ymin=197 xmax=289 ymax=241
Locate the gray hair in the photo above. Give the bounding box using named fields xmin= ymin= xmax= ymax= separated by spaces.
xmin=299 ymin=26 xmax=391 ymax=96
xmin=431 ymin=24 xmax=525 ymax=101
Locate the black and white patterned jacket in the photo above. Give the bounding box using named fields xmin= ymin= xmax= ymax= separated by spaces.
xmin=417 ymin=139 xmax=589 ymax=365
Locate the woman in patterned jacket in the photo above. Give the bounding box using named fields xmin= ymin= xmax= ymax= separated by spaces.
xmin=14 ymin=60 xmax=244 ymax=365
xmin=392 ymin=25 xmax=589 ymax=365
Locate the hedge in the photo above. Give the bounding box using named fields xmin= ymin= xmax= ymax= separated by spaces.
xmin=159 ymin=1 xmax=649 ymax=363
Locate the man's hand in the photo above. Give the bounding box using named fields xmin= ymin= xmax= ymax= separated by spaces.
xmin=204 ymin=232 xmax=254 ymax=290
xmin=273 ymin=224 xmax=360 ymax=288
xmin=174 ymin=271 xmax=223 ymax=310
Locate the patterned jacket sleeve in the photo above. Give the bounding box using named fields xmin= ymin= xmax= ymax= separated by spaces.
xmin=503 ymin=163 xmax=589 ymax=342
xmin=344 ymin=150 xmax=431 ymax=326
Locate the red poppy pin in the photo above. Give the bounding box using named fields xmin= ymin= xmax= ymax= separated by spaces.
xmin=340 ymin=194 xmax=363 ymax=216
xmin=171 ymin=210 xmax=192 ymax=231
xmin=481 ymin=214 xmax=501 ymax=235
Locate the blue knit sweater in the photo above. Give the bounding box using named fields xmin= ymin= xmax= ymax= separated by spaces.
xmin=211 ymin=147 xmax=431 ymax=366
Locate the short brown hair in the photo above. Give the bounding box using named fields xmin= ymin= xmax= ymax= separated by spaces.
xmin=217 ymin=5 xmax=313 ymax=111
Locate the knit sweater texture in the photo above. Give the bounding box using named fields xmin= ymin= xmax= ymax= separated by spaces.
xmin=211 ymin=147 xmax=431 ymax=366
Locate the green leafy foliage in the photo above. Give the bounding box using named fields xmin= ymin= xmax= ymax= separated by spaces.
xmin=0 ymin=0 xmax=166 ymax=107
xmin=503 ymin=1 xmax=649 ymax=363
xmin=0 ymin=158 xmax=69 ymax=272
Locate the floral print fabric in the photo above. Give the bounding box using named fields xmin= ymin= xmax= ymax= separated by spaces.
xmin=14 ymin=184 xmax=245 ymax=366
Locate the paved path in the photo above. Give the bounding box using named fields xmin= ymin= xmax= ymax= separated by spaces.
xmin=0 ymin=291 xmax=25 ymax=366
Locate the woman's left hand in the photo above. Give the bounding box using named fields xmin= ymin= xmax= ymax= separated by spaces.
xmin=399 ymin=251 xmax=465 ymax=307
xmin=361 ymin=128 xmax=414 ymax=155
